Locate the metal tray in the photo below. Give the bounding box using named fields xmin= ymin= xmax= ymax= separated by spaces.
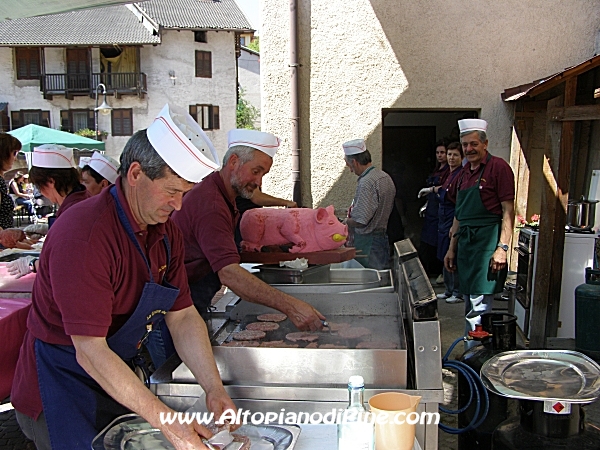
xmin=92 ymin=414 xmax=301 ymax=450
xmin=0 ymin=250 xmax=40 ymax=262
xmin=256 ymin=264 xmax=330 ymax=284
xmin=480 ymin=350 xmax=600 ymax=403
xmin=263 ymin=269 xmax=388 ymax=294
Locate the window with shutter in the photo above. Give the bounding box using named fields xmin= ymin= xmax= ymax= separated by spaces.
xmin=195 ymin=51 xmax=212 ymax=78
xmin=190 ymin=104 xmax=219 ymax=130
xmin=112 ymin=109 xmax=133 ymax=136
xmin=15 ymin=48 xmax=41 ymax=80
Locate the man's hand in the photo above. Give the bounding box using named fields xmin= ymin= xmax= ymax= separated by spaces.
xmin=6 ymin=256 xmax=33 ymax=278
xmin=159 ymin=420 xmax=212 ymax=450
xmin=489 ymin=247 xmax=507 ymax=273
xmin=284 ymin=297 xmax=326 ymax=331
xmin=206 ymin=387 xmax=240 ymax=431
xmin=285 ymin=200 xmax=298 ymax=208
xmin=444 ymin=248 xmax=456 ymax=273
xmin=418 ymin=187 xmax=432 ymax=198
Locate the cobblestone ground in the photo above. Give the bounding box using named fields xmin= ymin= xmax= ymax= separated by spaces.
xmin=0 ymin=408 xmax=35 ymax=450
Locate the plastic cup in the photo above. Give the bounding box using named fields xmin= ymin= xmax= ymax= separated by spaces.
xmin=368 ymin=392 xmax=421 ymax=450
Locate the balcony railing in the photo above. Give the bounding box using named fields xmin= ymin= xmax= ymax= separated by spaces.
xmin=40 ymin=72 xmax=147 ymax=99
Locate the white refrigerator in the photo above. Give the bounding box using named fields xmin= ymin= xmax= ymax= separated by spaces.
xmin=557 ymin=232 xmax=597 ymax=338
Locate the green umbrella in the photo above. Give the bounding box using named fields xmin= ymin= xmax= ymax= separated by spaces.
xmin=8 ymin=124 xmax=105 ymax=152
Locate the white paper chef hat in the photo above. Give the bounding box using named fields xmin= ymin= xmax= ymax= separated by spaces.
xmin=147 ymin=104 xmax=221 ymax=183
xmin=88 ymin=151 xmax=119 ymax=184
xmin=227 ymin=129 xmax=280 ymax=158
xmin=458 ymin=119 xmax=488 ymax=134
xmin=32 ymin=144 xmax=75 ymax=169
xmin=78 ymin=156 xmax=91 ymax=169
xmin=342 ymin=139 xmax=366 ymax=156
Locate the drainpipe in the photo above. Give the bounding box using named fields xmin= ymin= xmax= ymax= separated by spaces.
xmin=290 ymin=0 xmax=301 ymax=206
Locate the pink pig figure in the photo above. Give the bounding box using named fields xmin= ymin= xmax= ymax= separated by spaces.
xmin=240 ymin=205 xmax=348 ymax=253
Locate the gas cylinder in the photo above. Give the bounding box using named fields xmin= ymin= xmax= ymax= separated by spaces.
xmin=493 ymin=400 xmax=600 ymax=449
xmin=576 ymin=267 xmax=600 ymax=357
xmin=457 ymin=313 xmax=519 ymax=450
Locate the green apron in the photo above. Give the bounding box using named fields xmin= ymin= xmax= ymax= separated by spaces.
xmin=455 ymin=154 xmax=507 ymax=295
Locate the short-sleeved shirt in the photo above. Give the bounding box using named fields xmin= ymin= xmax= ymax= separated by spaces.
xmin=11 ymin=178 xmax=192 ymax=418
xmin=350 ymin=166 xmax=396 ymax=235
xmin=171 ymin=171 xmax=240 ymax=283
xmin=55 ymin=184 xmax=91 ymax=219
xmin=446 ymin=153 xmax=515 ymax=215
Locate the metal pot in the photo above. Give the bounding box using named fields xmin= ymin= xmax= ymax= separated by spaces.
xmin=567 ymin=197 xmax=598 ymax=230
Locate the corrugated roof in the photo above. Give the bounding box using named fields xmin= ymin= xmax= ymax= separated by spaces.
xmin=0 ymin=5 xmax=160 ymax=46
xmin=502 ymin=54 xmax=600 ymax=102
xmin=135 ymin=0 xmax=253 ymax=31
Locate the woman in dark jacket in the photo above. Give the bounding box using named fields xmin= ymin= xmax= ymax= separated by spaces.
xmin=418 ymin=140 xmax=449 ymax=276
xmin=0 ymin=134 xmax=21 ymax=229
xmin=435 ymin=142 xmax=464 ymax=303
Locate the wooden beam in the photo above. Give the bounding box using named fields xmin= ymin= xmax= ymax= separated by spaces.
xmin=545 ymin=77 xmax=577 ymax=337
xmin=530 ymin=95 xmax=563 ymax=349
xmin=549 ymin=104 xmax=600 ymax=122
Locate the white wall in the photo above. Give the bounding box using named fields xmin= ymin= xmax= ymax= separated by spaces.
xmin=260 ymin=0 xmax=600 ymax=208
xmin=238 ymin=48 xmax=261 ymax=129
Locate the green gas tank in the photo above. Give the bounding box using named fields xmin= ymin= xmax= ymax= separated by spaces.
xmin=575 ymin=267 xmax=600 ymax=356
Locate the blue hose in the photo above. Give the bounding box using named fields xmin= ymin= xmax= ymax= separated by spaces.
xmin=438 ymin=337 xmax=490 ymax=434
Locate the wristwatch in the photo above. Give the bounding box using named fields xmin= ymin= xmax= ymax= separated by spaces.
xmin=29 ymin=257 xmax=38 ymax=274
xmin=497 ymin=243 xmax=509 ymax=252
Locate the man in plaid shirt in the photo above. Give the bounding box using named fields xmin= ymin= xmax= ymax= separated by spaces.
xmin=343 ymin=138 xmax=396 ymax=269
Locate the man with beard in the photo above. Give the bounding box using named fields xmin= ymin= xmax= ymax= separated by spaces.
xmin=172 ymin=129 xmax=325 ymax=331
xmin=444 ymin=119 xmax=515 ymax=349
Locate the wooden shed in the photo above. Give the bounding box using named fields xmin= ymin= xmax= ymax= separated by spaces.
xmin=502 ymin=55 xmax=600 ymax=348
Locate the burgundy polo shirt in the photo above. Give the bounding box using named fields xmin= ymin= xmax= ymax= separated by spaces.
xmin=55 ymin=184 xmax=91 ymax=219
xmin=11 ymin=177 xmax=192 ymax=419
xmin=171 ymin=171 xmax=240 ymax=283
xmin=446 ymin=153 xmax=515 ymax=215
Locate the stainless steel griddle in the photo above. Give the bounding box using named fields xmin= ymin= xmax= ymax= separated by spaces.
xmin=150 ymin=240 xmax=443 ymax=450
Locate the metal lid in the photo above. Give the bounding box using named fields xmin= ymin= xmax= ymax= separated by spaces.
xmin=481 ymin=350 xmax=600 ymax=403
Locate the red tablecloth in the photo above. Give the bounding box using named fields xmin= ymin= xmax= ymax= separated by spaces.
xmin=0 ymin=297 xmax=31 ymax=399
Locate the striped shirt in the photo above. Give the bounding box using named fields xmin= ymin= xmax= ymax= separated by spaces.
xmin=350 ymin=166 xmax=396 ymax=235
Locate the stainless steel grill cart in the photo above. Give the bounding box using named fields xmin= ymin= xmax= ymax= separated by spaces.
xmin=150 ymin=240 xmax=443 ymax=449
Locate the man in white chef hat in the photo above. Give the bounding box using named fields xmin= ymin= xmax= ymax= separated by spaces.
xmin=443 ymin=118 xmax=515 ymax=349
xmin=12 ymin=104 xmax=237 ymax=450
xmin=172 ymin=128 xmax=326 ymax=331
xmin=343 ymin=138 xmax=396 ymax=269
xmin=80 ymin=151 xmax=119 ymax=196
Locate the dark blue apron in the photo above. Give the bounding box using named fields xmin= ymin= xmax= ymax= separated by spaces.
xmin=35 ymin=185 xmax=180 ymax=449
xmin=436 ymin=168 xmax=461 ymax=261
xmin=420 ymin=165 xmax=448 ymax=247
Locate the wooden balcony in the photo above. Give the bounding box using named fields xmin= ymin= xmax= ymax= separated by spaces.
xmin=40 ymin=72 xmax=147 ymax=100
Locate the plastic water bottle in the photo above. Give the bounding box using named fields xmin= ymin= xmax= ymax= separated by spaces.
xmin=337 ymin=375 xmax=374 ymax=450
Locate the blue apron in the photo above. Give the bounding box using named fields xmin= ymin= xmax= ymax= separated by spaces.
xmin=436 ymin=168 xmax=461 ymax=261
xmin=35 ymin=185 xmax=180 ymax=449
xmin=420 ymin=165 xmax=448 ymax=247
